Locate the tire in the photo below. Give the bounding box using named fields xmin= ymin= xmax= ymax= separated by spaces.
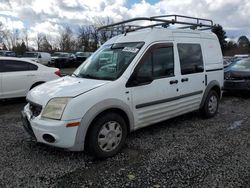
xmin=201 ymin=90 xmax=219 ymax=118
xmin=86 ymin=112 xmax=127 ymax=158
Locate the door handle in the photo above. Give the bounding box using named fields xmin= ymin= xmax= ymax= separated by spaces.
xmin=169 ymin=80 xmax=178 ymax=85
xmin=181 ymin=78 xmax=189 ymax=82
xmin=27 ymin=74 xmax=35 ymax=77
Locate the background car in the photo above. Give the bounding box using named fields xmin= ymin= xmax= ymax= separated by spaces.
xmin=75 ymin=52 xmax=93 ymax=67
xmin=51 ymin=52 xmax=76 ymax=68
xmin=224 ymin=58 xmax=250 ymax=91
xmin=0 ymin=57 xmax=61 ymax=99
xmin=223 ymin=56 xmax=234 ymax=68
xmin=22 ymin=52 xmax=51 ymax=65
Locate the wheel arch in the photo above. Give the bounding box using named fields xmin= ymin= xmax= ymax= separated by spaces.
xmin=200 ymin=80 xmax=221 ymax=109
xmin=30 ymin=81 xmax=45 ymax=90
xmin=69 ymin=99 xmax=134 ymax=151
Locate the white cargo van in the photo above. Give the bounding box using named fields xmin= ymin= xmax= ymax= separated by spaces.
xmin=21 ymin=15 xmax=223 ymax=158
xmin=22 ymin=52 xmax=51 ymax=65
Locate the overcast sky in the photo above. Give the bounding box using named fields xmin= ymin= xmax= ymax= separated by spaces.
xmin=0 ymin=0 xmax=250 ymax=47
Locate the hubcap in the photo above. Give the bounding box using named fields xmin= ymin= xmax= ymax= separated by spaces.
xmin=98 ymin=121 xmax=122 ymax=152
xmin=208 ymin=95 xmax=218 ymax=114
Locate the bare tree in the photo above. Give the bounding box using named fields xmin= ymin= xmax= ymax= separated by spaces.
xmin=22 ymin=29 xmax=29 ymax=49
xmin=0 ymin=24 xmax=20 ymax=50
xmin=77 ymin=25 xmax=93 ymax=51
xmin=36 ymin=33 xmax=43 ymax=51
xmin=39 ymin=35 xmax=52 ymax=52
xmin=93 ymin=16 xmax=116 ymax=44
xmin=50 ymin=36 xmax=61 ymax=52
xmin=59 ymin=26 xmax=76 ymax=52
xmin=91 ymin=26 xmax=99 ymax=51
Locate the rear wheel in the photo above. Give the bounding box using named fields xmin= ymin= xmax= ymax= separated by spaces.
xmin=201 ymin=90 xmax=219 ymax=118
xmin=86 ymin=112 xmax=127 ymax=158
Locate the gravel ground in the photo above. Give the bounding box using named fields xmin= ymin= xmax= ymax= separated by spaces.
xmin=0 ymin=93 xmax=250 ymax=188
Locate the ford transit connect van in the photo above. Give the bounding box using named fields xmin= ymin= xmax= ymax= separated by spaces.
xmin=21 ymin=15 xmax=223 ymax=158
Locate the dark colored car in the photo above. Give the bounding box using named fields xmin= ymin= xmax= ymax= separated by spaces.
xmin=75 ymin=52 xmax=93 ymax=67
xmin=224 ymin=58 xmax=250 ymax=91
xmin=51 ymin=52 xmax=76 ymax=68
xmin=0 ymin=50 xmax=16 ymax=57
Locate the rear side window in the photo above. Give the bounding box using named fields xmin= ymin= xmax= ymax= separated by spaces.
xmin=137 ymin=45 xmax=174 ymax=79
xmin=29 ymin=63 xmax=38 ymax=70
xmin=0 ymin=60 xmax=38 ymax=72
xmin=177 ymin=43 xmax=204 ymax=75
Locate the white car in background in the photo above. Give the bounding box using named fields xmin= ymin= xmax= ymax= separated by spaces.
xmin=22 ymin=52 xmax=51 ymax=65
xmin=0 ymin=57 xmax=61 ymax=99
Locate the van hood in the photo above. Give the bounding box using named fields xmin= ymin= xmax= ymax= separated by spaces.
xmin=27 ymin=76 xmax=110 ymax=106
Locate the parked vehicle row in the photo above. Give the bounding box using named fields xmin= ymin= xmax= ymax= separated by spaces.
xmin=0 ymin=50 xmax=93 ymax=68
xmin=0 ymin=50 xmax=16 ymax=57
xmin=51 ymin=52 xmax=93 ymax=68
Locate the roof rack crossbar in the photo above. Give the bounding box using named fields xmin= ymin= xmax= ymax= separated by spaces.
xmin=98 ymin=15 xmax=214 ymax=33
xmin=151 ymin=15 xmax=213 ymax=26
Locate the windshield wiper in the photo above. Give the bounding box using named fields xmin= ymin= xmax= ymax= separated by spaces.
xmin=72 ymin=73 xmax=80 ymax=77
xmin=80 ymin=74 xmax=101 ymax=80
xmin=80 ymin=74 xmax=114 ymax=81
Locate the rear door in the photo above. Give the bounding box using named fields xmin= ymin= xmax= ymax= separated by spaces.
xmin=1 ymin=60 xmax=38 ymax=98
xmin=174 ymin=34 xmax=206 ymax=111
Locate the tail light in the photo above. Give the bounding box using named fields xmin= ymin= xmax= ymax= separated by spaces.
xmin=55 ymin=69 xmax=62 ymax=77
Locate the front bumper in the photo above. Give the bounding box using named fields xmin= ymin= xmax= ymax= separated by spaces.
xmin=224 ymin=80 xmax=250 ymax=91
xmin=21 ymin=104 xmax=81 ymax=149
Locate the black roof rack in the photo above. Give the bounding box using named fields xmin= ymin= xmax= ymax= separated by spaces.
xmin=98 ymin=15 xmax=214 ymax=33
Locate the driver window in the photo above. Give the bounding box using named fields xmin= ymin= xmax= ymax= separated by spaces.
xmin=137 ymin=53 xmax=153 ymax=78
xmin=137 ymin=45 xmax=174 ymax=79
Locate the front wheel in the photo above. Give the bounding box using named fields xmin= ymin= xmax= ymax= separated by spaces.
xmin=86 ymin=112 xmax=127 ymax=158
xmin=200 ymin=90 xmax=219 ymax=118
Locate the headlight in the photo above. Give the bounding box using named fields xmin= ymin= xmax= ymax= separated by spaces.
xmin=42 ymin=97 xmax=72 ymax=120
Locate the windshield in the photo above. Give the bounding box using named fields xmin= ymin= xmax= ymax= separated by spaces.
xmin=59 ymin=53 xmax=69 ymax=57
xmin=73 ymin=42 xmax=144 ymax=80
xmin=23 ymin=52 xmax=38 ymax=58
xmin=52 ymin=52 xmax=69 ymax=57
xmin=52 ymin=52 xmax=61 ymax=57
xmin=230 ymin=58 xmax=250 ymax=70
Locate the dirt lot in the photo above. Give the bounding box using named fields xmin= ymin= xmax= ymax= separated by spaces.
xmin=0 ymin=92 xmax=250 ymax=188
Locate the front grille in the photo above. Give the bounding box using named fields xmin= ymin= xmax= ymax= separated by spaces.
xmin=29 ymin=102 xmax=42 ymax=117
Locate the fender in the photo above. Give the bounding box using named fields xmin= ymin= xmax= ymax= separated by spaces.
xmin=200 ymin=80 xmax=221 ymax=109
xmin=68 ymin=99 xmax=134 ymax=151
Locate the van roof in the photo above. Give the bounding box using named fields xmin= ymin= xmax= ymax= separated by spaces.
xmin=104 ymin=27 xmax=217 ymax=45
xmin=100 ymin=15 xmax=217 ymax=45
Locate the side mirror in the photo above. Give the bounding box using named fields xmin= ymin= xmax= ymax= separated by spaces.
xmin=38 ymin=54 xmax=42 ymax=58
xmin=126 ymin=72 xmax=153 ymax=87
